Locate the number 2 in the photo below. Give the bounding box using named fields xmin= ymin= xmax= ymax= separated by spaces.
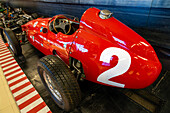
xmin=97 ymin=47 xmax=131 ymax=88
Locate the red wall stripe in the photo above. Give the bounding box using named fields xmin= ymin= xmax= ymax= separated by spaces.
xmin=19 ymin=94 xmax=41 ymax=110
xmin=0 ymin=56 xmax=14 ymax=62
xmin=27 ymin=102 xmax=47 ymax=113
xmin=15 ymin=87 xmax=35 ymax=101
xmin=1 ymin=61 xmax=17 ymax=68
xmin=7 ymin=72 xmax=25 ymax=81
xmin=0 ymin=59 xmax=15 ymax=65
xmin=5 ymin=68 xmax=22 ymax=77
xmin=0 ymin=52 xmax=11 ymax=58
xmin=9 ymin=76 xmax=27 ymax=87
xmin=3 ymin=65 xmax=20 ymax=72
xmin=12 ymin=82 xmax=31 ymax=93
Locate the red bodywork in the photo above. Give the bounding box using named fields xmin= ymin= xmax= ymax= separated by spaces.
xmin=21 ymin=8 xmax=162 ymax=89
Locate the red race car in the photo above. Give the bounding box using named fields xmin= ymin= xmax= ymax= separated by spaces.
xmin=3 ymin=7 xmax=162 ymax=111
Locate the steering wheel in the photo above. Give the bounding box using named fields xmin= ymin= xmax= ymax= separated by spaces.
xmin=53 ymin=15 xmax=71 ymax=35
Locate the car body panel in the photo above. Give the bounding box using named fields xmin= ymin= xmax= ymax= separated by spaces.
xmin=21 ymin=7 xmax=162 ymax=89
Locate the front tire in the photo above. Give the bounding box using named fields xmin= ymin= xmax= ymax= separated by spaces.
xmin=37 ymin=55 xmax=81 ymax=112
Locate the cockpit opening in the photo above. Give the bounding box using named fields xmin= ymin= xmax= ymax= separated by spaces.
xmin=49 ymin=14 xmax=79 ymax=35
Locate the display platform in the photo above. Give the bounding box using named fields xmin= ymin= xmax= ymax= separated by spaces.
xmin=15 ymin=38 xmax=170 ymax=112
xmin=0 ymin=35 xmax=170 ymax=113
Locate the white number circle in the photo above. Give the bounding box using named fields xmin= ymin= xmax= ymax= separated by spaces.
xmin=97 ymin=47 xmax=131 ymax=88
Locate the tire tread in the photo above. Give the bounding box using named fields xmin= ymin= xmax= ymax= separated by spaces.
xmin=38 ymin=55 xmax=81 ymax=111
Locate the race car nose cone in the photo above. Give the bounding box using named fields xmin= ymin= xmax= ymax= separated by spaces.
xmin=99 ymin=10 xmax=113 ymax=19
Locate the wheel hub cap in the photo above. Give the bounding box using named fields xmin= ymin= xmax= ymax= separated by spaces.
xmin=43 ymin=71 xmax=63 ymax=103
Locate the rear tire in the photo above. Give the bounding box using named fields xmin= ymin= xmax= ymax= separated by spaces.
xmin=37 ymin=55 xmax=81 ymax=112
xmin=3 ymin=28 xmax=22 ymax=56
xmin=0 ymin=28 xmax=6 ymax=43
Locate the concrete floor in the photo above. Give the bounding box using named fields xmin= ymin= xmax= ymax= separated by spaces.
xmin=0 ymin=67 xmax=20 ymax=113
xmin=13 ymin=41 xmax=169 ymax=113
